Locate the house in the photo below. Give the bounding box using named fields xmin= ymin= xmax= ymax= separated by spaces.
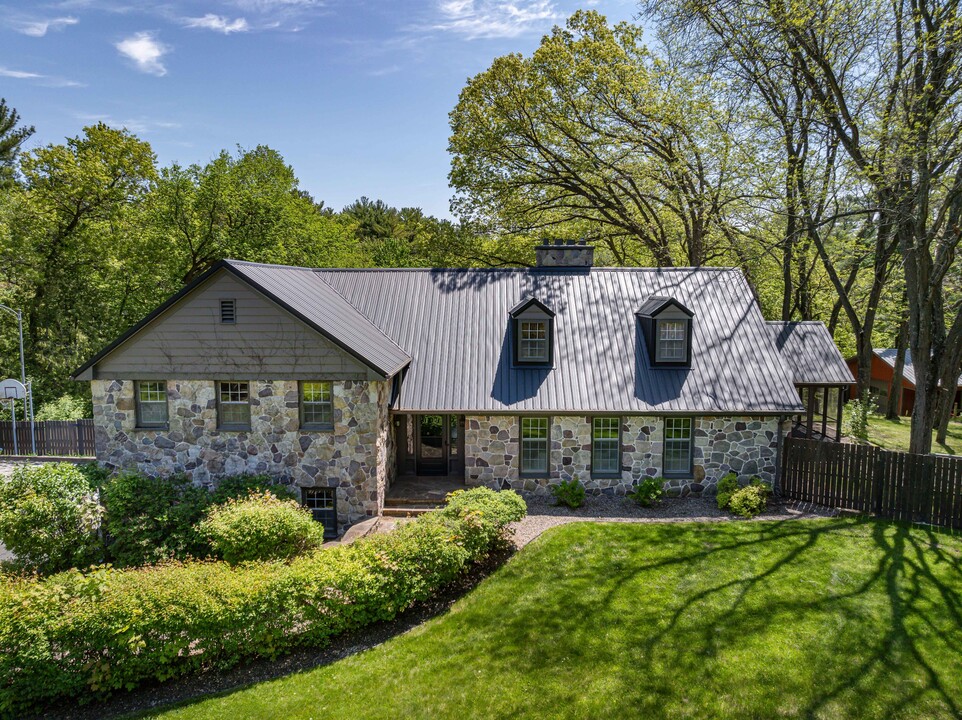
xmin=767 ymin=321 xmax=855 ymax=441
xmin=846 ymin=348 xmax=962 ymax=416
xmin=74 ymin=242 xmax=851 ymax=532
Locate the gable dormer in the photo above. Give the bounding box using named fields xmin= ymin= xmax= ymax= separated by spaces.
xmin=636 ymin=296 xmax=694 ymax=367
xmin=510 ymin=297 xmax=555 ymax=365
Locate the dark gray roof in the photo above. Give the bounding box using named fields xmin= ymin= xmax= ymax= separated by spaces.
xmin=874 ymin=348 xmax=962 ymax=388
xmin=226 ymin=261 xmax=411 ymax=378
xmin=767 ymin=321 xmax=854 ymax=386
xmin=636 ymin=295 xmax=693 ymax=317
xmin=316 ymin=267 xmax=804 ymax=414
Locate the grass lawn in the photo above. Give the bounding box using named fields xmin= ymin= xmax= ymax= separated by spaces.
xmin=148 ymin=519 xmax=962 ymax=720
xmin=866 ymin=415 xmax=962 ymax=455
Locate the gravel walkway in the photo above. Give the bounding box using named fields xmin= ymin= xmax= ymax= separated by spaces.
xmin=510 ymin=495 xmax=838 ymax=548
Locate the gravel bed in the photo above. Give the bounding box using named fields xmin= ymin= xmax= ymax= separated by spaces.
xmin=510 ymin=495 xmax=838 ymax=548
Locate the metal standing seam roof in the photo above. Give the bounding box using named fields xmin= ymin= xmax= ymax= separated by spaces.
xmin=314 ymin=266 xmax=805 ymax=415
xmin=225 ymin=261 xmax=412 ymax=378
xmin=767 ymin=321 xmax=855 ymax=386
xmin=874 ymin=348 xmax=962 ymax=389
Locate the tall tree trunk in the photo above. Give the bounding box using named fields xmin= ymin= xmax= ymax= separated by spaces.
xmin=935 ymin=349 xmax=962 ymax=444
xmin=886 ymin=320 xmax=908 ymax=419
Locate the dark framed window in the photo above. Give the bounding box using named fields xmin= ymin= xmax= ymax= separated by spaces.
xmin=300 ymin=381 xmax=333 ymax=429
xmin=656 ymin=320 xmax=688 ymax=362
xmin=220 ymin=299 xmax=236 ymax=324
xmin=302 ymin=487 xmax=338 ymax=539
xmin=664 ymin=417 xmax=693 ymax=476
xmin=592 ymin=417 xmax=621 ymax=476
xmin=520 ymin=417 xmax=549 ymax=476
xmin=519 ymin=320 xmax=549 ymax=362
xmin=135 ymin=381 xmax=168 ymax=428
xmin=217 ymin=381 xmax=251 ymax=430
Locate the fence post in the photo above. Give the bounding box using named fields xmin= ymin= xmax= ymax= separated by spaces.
xmin=76 ymin=420 xmax=84 ymax=457
xmin=872 ymin=449 xmax=886 ymax=517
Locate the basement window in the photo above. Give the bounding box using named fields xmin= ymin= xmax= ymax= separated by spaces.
xmin=302 ymin=488 xmax=338 ymax=539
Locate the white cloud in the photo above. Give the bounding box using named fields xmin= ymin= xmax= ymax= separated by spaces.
xmin=15 ymin=16 xmax=79 ymax=37
xmin=183 ymin=14 xmax=249 ymax=33
xmin=0 ymin=67 xmax=43 ymax=79
xmin=429 ymin=0 xmax=560 ymax=39
xmin=115 ymin=32 xmax=169 ymax=76
xmin=74 ymin=112 xmax=181 ymax=134
xmin=0 ymin=66 xmax=84 ymax=86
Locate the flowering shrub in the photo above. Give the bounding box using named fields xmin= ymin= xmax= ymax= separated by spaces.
xmin=728 ymin=483 xmax=771 ymax=518
xmin=628 ymin=477 xmax=665 ymax=507
xmin=0 ymin=463 xmax=102 ymax=574
xmin=199 ymin=491 xmax=324 ymax=564
xmin=0 ymin=487 xmax=526 ymax=715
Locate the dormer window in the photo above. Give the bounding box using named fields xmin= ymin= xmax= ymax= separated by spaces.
xmin=656 ymin=319 xmax=688 ymax=362
xmin=510 ymin=296 xmax=555 ymax=366
xmin=636 ymin=296 xmax=694 ymax=367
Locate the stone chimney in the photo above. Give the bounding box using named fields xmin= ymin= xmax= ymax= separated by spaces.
xmin=535 ymin=239 xmax=595 ymax=268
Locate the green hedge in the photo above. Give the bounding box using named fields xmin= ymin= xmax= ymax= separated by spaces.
xmin=0 ymin=487 xmax=525 ymax=717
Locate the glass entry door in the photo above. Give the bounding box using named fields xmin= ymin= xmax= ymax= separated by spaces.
xmin=415 ymin=415 xmax=465 ymax=476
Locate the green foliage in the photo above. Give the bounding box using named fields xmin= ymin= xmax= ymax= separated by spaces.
xmin=550 ymin=477 xmax=586 ymax=508
xmin=210 ymin=473 xmax=297 ymax=504
xmin=728 ymin=484 xmax=770 ymax=519
xmin=100 ymin=473 xmax=211 ymax=567
xmin=0 ymin=489 xmax=525 ymax=715
xmin=77 ymin=462 xmax=111 ymax=488
xmin=715 ymin=471 xmax=740 ymax=510
xmin=0 ymin=97 xmax=34 ymax=186
xmin=34 ymin=393 xmax=91 ymax=421
xmin=442 ymin=486 xmax=527 ymax=528
xmin=0 ymin=463 xmax=102 ymax=574
xmin=845 ymin=390 xmax=872 ymax=443
xmin=628 ymin=477 xmax=665 ymax=507
xmin=199 ymin=491 xmax=324 ymax=564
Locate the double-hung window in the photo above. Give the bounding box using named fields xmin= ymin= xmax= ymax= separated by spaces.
xmin=663 ymin=417 xmax=693 ymax=476
xmin=300 ymin=381 xmax=333 ymax=430
xmin=592 ymin=417 xmax=621 ymax=476
xmin=656 ymin=320 xmax=688 ymax=362
xmin=519 ymin=320 xmax=549 ymax=363
xmin=520 ymin=417 xmax=549 ymax=475
xmin=302 ymin=488 xmax=338 ymax=539
xmin=218 ymin=381 xmax=251 ymax=430
xmin=135 ymin=381 xmax=168 ymax=428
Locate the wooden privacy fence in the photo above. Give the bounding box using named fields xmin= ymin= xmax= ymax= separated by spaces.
xmin=780 ymin=437 xmax=962 ymax=530
xmin=0 ymin=419 xmax=95 ymax=457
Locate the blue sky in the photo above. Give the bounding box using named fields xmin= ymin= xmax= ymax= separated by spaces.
xmin=1 ymin=0 xmax=637 ymax=218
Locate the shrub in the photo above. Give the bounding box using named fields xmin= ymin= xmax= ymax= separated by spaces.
xmin=628 ymin=477 xmax=665 ymax=507
xmin=34 ymin=393 xmax=91 ymax=422
xmin=100 ymin=472 xmax=211 ymax=567
xmin=728 ymin=483 xmax=771 ymax=518
xmin=715 ymin=472 xmax=740 ymax=510
xmin=200 ymin=491 xmax=324 ymax=564
xmin=844 ymin=389 xmax=872 ymax=442
xmin=77 ymin=462 xmax=111 ymax=488
xmin=0 ymin=463 xmax=102 ymax=574
xmin=443 ymin=486 xmax=527 ymax=527
xmin=0 ymin=489 xmax=526 ymax=715
xmin=550 ymin=477 xmax=586 ymax=508
xmin=210 ymin=473 xmax=297 ymax=504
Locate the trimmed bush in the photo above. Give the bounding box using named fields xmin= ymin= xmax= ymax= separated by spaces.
xmin=0 ymin=463 xmax=102 ymax=574
xmin=200 ymin=491 xmax=324 ymax=564
xmin=715 ymin=472 xmax=740 ymax=510
xmin=729 ymin=484 xmax=770 ymax=518
xmin=628 ymin=477 xmax=665 ymax=507
xmin=550 ymin=477 xmax=586 ymax=508
xmin=100 ymin=472 xmax=211 ymax=567
xmin=210 ymin=473 xmax=297 ymax=504
xmin=0 ymin=488 xmax=525 ymax=716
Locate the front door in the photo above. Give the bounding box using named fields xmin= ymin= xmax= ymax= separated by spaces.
xmin=417 ymin=415 xmax=447 ymax=475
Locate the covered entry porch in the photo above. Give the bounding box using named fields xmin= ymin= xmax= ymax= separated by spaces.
xmin=389 ymin=413 xmax=466 ymax=507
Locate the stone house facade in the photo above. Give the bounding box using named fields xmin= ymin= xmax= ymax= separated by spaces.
xmin=77 ymin=248 xmax=850 ymax=533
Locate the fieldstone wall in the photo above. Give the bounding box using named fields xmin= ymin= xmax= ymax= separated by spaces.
xmin=91 ymin=378 xmax=390 ymax=527
xmin=465 ymin=414 xmax=781 ymax=497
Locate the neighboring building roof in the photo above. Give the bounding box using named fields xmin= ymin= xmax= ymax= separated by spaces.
xmin=316 ymin=266 xmax=804 ymax=414
xmin=767 ymin=321 xmax=855 ymax=386
xmin=873 ymin=348 xmax=962 ymax=389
